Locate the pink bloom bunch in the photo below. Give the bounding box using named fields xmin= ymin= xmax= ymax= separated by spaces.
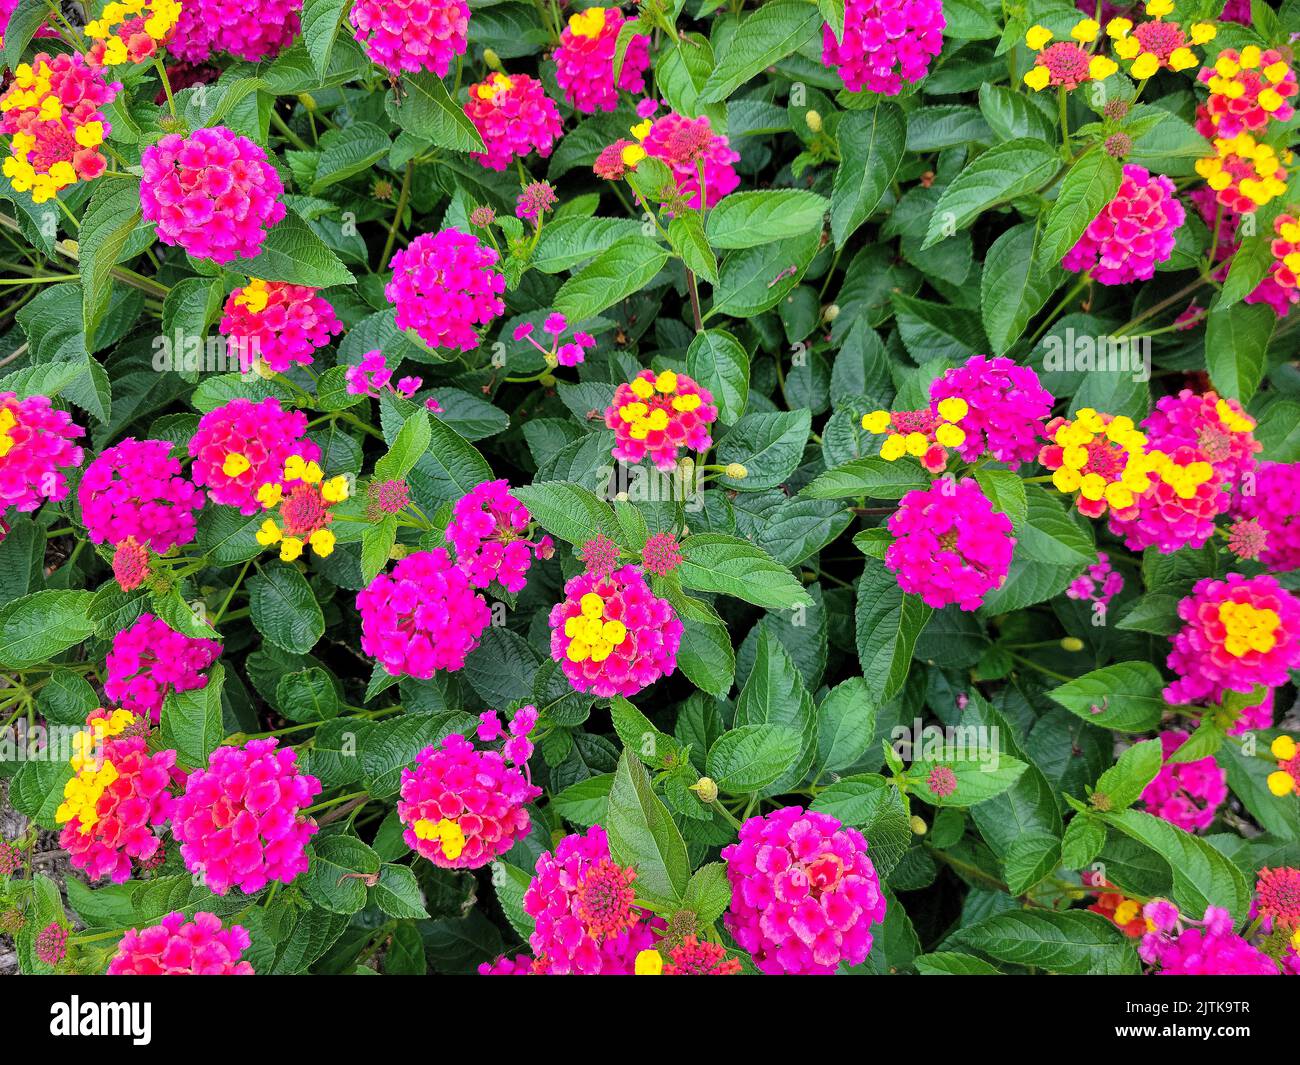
xmin=112 ymin=537 xmax=151 ymax=591
xmin=522 ymin=824 xmax=659 ymax=974
xmin=1244 ymin=213 xmax=1300 ymax=318
xmin=171 ymin=738 xmax=322 ymax=895
xmin=397 ymin=733 xmax=541 ymax=869
xmin=1233 ymin=462 xmax=1300 ymax=571
xmin=579 ymin=533 xmax=621 ymax=576
xmin=605 ymin=369 xmax=718 ymax=471
xmin=638 ymin=112 xmax=740 ymax=209
xmin=387 ymin=229 xmax=506 ymax=351
xmin=548 ymin=563 xmax=682 ymax=697
xmin=1164 ymin=573 xmax=1300 ymax=706
xmin=349 ymin=0 xmax=468 ymax=76
xmin=515 ymin=180 xmax=557 ymax=222
xmin=1221 ymin=0 xmax=1251 ymax=22
xmin=346 ymin=350 xmax=422 ymax=399
xmin=1255 ymin=866 xmax=1300 ymax=931
xmin=1229 ymin=688 xmax=1274 ymax=736
xmin=513 ymin=315 xmax=596 ymax=368
xmin=57 ymin=709 xmax=177 ymax=884
xmin=140 ymin=126 xmax=286 ymax=264
xmin=0 ymin=391 xmax=83 ymax=516
xmin=1061 ymin=165 xmax=1185 ymax=284
xmin=553 ymin=7 xmax=650 ymax=113
xmin=479 ymin=952 xmax=536 ymax=975
xmin=188 ymin=396 xmax=320 ymax=515
xmin=821 ymin=0 xmax=945 ymax=95
xmin=1141 ymin=388 xmax=1260 ymax=489
xmin=34 ymin=923 xmax=67 ymax=966
xmin=108 ymin=911 xmax=254 ymax=975
xmin=219 ymin=279 xmax=343 ymax=374
xmin=1140 ymin=903 xmax=1278 ymax=975
xmin=884 ymin=479 xmax=1015 ymax=612
xmin=104 ymin=614 xmax=222 ymax=725
xmin=641 ymin=531 xmax=683 ymax=577
xmin=1195 ymin=48 xmax=1297 ymax=140
xmin=593 ymin=138 xmax=637 ymax=180
xmin=169 ymin=0 xmax=300 ymax=64
xmin=0 ymin=52 xmax=119 ymax=203
xmin=476 ymin=705 xmax=538 ymax=766
xmin=463 ymin=73 xmax=563 ymax=171
xmin=1139 ymin=730 xmax=1228 ymax=833
xmin=0 ymin=839 xmax=21 ymax=876
xmin=722 ymin=806 xmax=887 ymax=975
xmin=357 ymin=549 xmax=491 ymax=678
xmin=1066 ymin=552 xmax=1124 ymax=609
xmin=1107 ymin=444 xmax=1229 ymax=553
xmin=446 ymin=479 xmax=553 ymax=593
xmin=928 ymin=355 xmax=1054 ymax=467
xmin=662 ymin=935 xmax=742 ymax=975
xmin=77 ymin=438 xmax=205 ymax=553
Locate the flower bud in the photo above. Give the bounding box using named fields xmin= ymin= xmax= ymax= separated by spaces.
xmin=909 ymin=815 xmax=927 ymax=835
xmin=805 ymin=109 xmax=823 ymax=132
xmin=539 ymin=373 xmax=557 ymax=388
xmin=1060 ymin=636 xmax=1085 ymax=652
xmin=389 ymin=544 xmax=409 ymax=561
xmin=823 ymin=303 xmax=840 ymax=322
xmin=483 ymin=48 xmax=503 ymax=71
xmin=298 ymin=93 xmax=316 ymax=111
xmin=689 ymin=776 xmax=719 ymax=803
xmin=725 ymin=462 xmax=747 ymax=479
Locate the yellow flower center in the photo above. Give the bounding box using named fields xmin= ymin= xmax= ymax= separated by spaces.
xmin=1217 ymin=601 xmax=1280 ymax=657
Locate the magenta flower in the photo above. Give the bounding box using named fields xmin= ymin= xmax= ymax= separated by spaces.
xmin=77 ymin=438 xmax=205 ymax=553
xmin=0 ymin=391 xmax=84 ymax=519
xmin=1067 ymin=552 xmax=1124 ymax=609
xmin=34 ymin=923 xmax=67 ymax=966
xmin=553 ymin=7 xmax=650 ymax=114
xmin=108 ymin=912 xmax=255 ymax=975
xmin=1142 ymin=388 xmax=1260 ymax=490
xmin=639 ymin=112 xmax=740 ymax=209
xmin=513 ymin=313 xmax=597 ymax=368
xmin=140 ymin=126 xmax=286 ymax=264
xmin=1232 ymin=462 xmax=1300 ymax=571
xmin=188 ymin=396 xmax=321 ymax=515
xmin=397 ymin=733 xmax=541 ymax=869
xmin=169 ymin=0 xmax=300 ymax=63
xmin=349 ymin=0 xmax=468 ymax=76
xmin=928 ymin=355 xmax=1054 ymax=468
xmin=822 ymin=0 xmax=945 ymax=95
xmin=605 ymin=369 xmax=718 ymax=471
xmin=219 ymin=279 xmax=343 ymax=374
xmin=1139 ymin=730 xmax=1228 ymax=833
xmin=722 ymin=806 xmax=887 ymax=975
xmin=885 ymin=479 xmax=1015 ymax=612
xmin=1107 ymin=444 xmax=1229 ymax=554
xmin=548 ymin=563 xmax=682 ymax=698
xmin=103 ymin=614 xmax=222 ymax=725
xmin=1140 ymin=905 xmax=1278 ymax=974
xmin=641 ymin=531 xmax=683 ymax=576
xmin=171 ymin=738 xmax=321 ymax=896
xmin=463 ymin=73 xmax=563 ymax=171
xmin=357 ymin=549 xmax=492 ymax=678
xmin=386 ymin=229 xmax=506 ymax=351
xmin=1062 ymin=165 xmax=1184 ymax=284
xmin=446 ymin=479 xmax=551 ymax=593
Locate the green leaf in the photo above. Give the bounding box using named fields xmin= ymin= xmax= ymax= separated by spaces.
xmin=374 ymin=409 xmax=432 ymax=482
xmin=228 ymin=209 xmax=354 ymax=287
xmin=532 ymin=216 xmax=645 ymax=273
xmin=1018 ymin=484 xmax=1095 ymax=566
xmin=1092 ymin=737 xmax=1163 ymax=812
xmin=854 ymin=558 xmax=932 ymax=703
xmin=0 ymin=590 xmax=96 ymax=669
xmin=306 ymin=835 xmax=382 ymax=914
xmin=706 ymin=724 xmax=803 ymax=794
xmin=551 ymin=773 xmax=614 ymax=826
xmin=733 ymin=629 xmax=817 ymax=796
xmin=678 ymin=533 xmax=812 ymax=609
xmin=302 ymin=0 xmax=352 ymax=76
xmin=981 ymin=222 xmax=1062 ymax=355
xmin=511 ymin=481 xmax=618 ymax=546
xmin=1048 ymin=662 xmax=1168 ymax=732
xmin=606 ymin=749 xmax=691 ymax=909
xmin=1205 ymin=301 xmax=1274 ymax=402
xmin=79 ymin=176 xmax=144 ymax=350
xmin=249 ymin=565 xmax=326 ymax=654
xmin=390 ymin=72 xmax=486 ymax=153
xmin=831 ymin=103 xmax=906 ymax=247
xmin=1039 ymin=150 xmax=1122 ymax=264
xmin=915 ymin=951 xmax=1004 ymax=975
xmin=802 ymin=456 xmax=929 ymax=500
xmin=312 ymin=122 xmax=390 ymax=192
xmin=372 ymin=863 xmax=430 ymax=919
xmin=955 ymin=910 xmax=1140 ymax=974
xmin=677 ymin=615 xmax=736 ymax=698
xmin=680 ymin=862 xmax=731 ymax=927
xmin=923 ymin=138 xmax=1060 ymax=248
xmin=668 ymin=211 xmax=718 ymax=285
xmin=686 ymin=329 xmax=749 ymax=425
xmin=908 ymin=751 xmax=1029 ymax=808
xmin=706 ymin=189 xmax=829 ymax=249
xmin=161 ymin=663 xmax=226 ymax=768
xmin=716 ymin=409 xmax=811 ymax=490
xmin=553 ymin=238 xmax=669 ymax=320
xmin=974 ymin=469 xmax=1028 ymax=528
xmin=697 ymin=0 xmax=824 ymax=103
xmin=1061 ymin=815 xmax=1108 ymax=870
xmin=814 ymin=678 xmax=878 ymax=776
xmin=1003 ymin=831 xmax=1062 ymax=894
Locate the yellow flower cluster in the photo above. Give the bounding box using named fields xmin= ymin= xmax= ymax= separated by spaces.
xmin=1217 ymin=601 xmax=1279 ymax=657
xmin=1269 ymin=735 xmax=1297 ymax=796
xmin=254 ymin=455 xmax=349 ymax=562
xmin=616 ymin=370 xmax=701 ymax=443
xmin=1021 ymin=20 xmax=1119 ymax=91
xmin=0 ymin=406 xmax=16 ymax=457
xmin=1194 ymin=132 xmax=1291 ymax=209
xmin=1216 ymin=397 xmax=1256 ymax=434
xmin=84 ymin=0 xmax=182 ymax=65
xmin=1 ymin=60 xmax=105 ymax=204
xmin=1048 ymin=410 xmax=1156 ymax=511
xmin=861 ymin=397 xmax=967 ymax=462
xmin=621 ymin=118 xmax=653 ymax=169
xmin=1108 ymin=2 xmax=1215 ymax=80
xmin=474 ymin=73 xmax=514 ymax=101
xmin=54 ymin=709 xmax=136 ymax=832
xmin=563 ymin=592 xmax=629 ymax=664
xmin=1144 ymin=450 xmax=1214 ymax=499
xmin=413 ymin=817 xmax=466 ymax=860
xmin=233 ymin=278 xmax=271 ymax=313
xmin=1206 ymin=46 xmax=1293 ymax=112
xmin=569 ymin=6 xmax=607 ymax=38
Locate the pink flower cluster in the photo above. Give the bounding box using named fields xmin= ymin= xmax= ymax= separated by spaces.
xmin=1140 ymin=903 xmax=1278 ymax=975
xmin=929 ymin=355 xmax=1054 ymax=467
xmin=357 ymin=549 xmax=491 ymax=678
xmin=1234 ymin=462 xmax=1300 ymax=571
xmin=169 ymin=0 xmax=300 ymax=64
xmin=548 ymin=564 xmax=682 ymax=697
xmin=1142 ymin=388 xmax=1260 ymax=489
xmin=605 ymin=369 xmax=718 ymax=471
xmin=446 ymin=479 xmax=552 ymax=593
xmin=885 ymin=479 xmax=1015 ymax=612
xmin=554 ymin=7 xmax=650 ymax=114
xmin=349 ymin=0 xmax=468 ymax=76
xmin=1067 ymin=552 xmax=1124 ymax=609
xmin=397 ymin=733 xmax=541 ymax=869
xmin=220 ymin=280 xmax=343 ymax=374
xmin=641 ymin=113 xmax=740 ymax=209
xmin=104 ymin=614 xmax=222 ymax=725
xmin=522 ymin=824 xmax=659 ymax=974
xmin=346 ymin=350 xmax=422 ymax=399
xmin=1195 ymin=48 xmax=1297 ymax=140
xmin=0 ymin=392 xmax=83 ymax=517
xmin=513 ymin=315 xmax=597 ymax=368
xmin=140 ymin=126 xmax=286 ymax=264
xmin=387 ymin=229 xmax=506 ymax=352
xmin=171 ymin=738 xmax=322 ymax=896
xmin=189 ymin=396 xmax=321 ymax=515
xmin=477 ymin=705 xmax=538 ymax=766
xmin=1139 ymin=730 xmax=1228 ymax=833
xmin=722 ymin=806 xmax=887 ymax=975
xmin=1164 ymin=573 xmax=1300 ymax=706
xmin=1108 ymin=444 xmax=1229 ymax=553
xmin=1244 ymin=214 xmax=1300 ymax=318
xmin=1062 ymin=165 xmax=1184 ymax=284
xmin=108 ymin=912 xmax=254 ymax=975
xmin=78 ymin=438 xmax=205 ymax=553
xmin=821 ymin=0 xmax=945 ymax=95
xmin=463 ymin=73 xmax=563 ymax=171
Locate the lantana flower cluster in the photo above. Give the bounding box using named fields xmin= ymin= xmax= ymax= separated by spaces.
xmin=1139 ymin=730 xmax=1228 ymax=832
xmin=1233 ymin=461 xmax=1300 ymax=570
xmin=1196 ymin=47 xmax=1298 ymax=139
xmin=1021 ymin=19 xmax=1119 ymax=91
xmin=104 ymin=613 xmax=221 ymax=724
xmin=554 ymin=7 xmax=650 ymax=114
xmin=1107 ymin=1 xmax=1215 ymax=81
xmin=350 ymin=0 xmax=469 ymax=76
xmin=929 ymin=355 xmax=1054 ymax=467
xmin=1194 ymin=132 xmax=1292 ymax=213
xmin=463 ymin=73 xmax=563 ymax=171
xmin=513 ymin=315 xmax=597 ymax=369
xmin=84 ymin=0 xmax=181 ymax=66
xmin=1039 ymin=409 xmax=1157 ymax=517
xmin=1139 ymin=902 xmax=1278 ymax=975
xmin=822 ymin=0 xmax=946 ymax=96
xmin=0 ymin=392 xmax=84 ymax=519
xmin=78 ymin=437 xmax=206 ymax=553
xmin=606 ymin=369 xmax=718 ymax=471
xmin=220 ymin=280 xmax=343 ymax=374
xmin=1061 ymin=165 xmax=1185 ymax=284
xmin=1244 ymin=214 xmax=1300 ymax=318
xmin=387 ymin=229 xmax=506 ymax=351
xmin=254 ymin=454 xmax=350 ymax=562
xmin=170 ymin=0 xmax=300 ymax=64
xmin=630 ymin=112 xmax=740 ymax=209
xmin=445 ymin=478 xmax=553 ymax=593
xmin=108 ymin=912 xmax=255 ymax=975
